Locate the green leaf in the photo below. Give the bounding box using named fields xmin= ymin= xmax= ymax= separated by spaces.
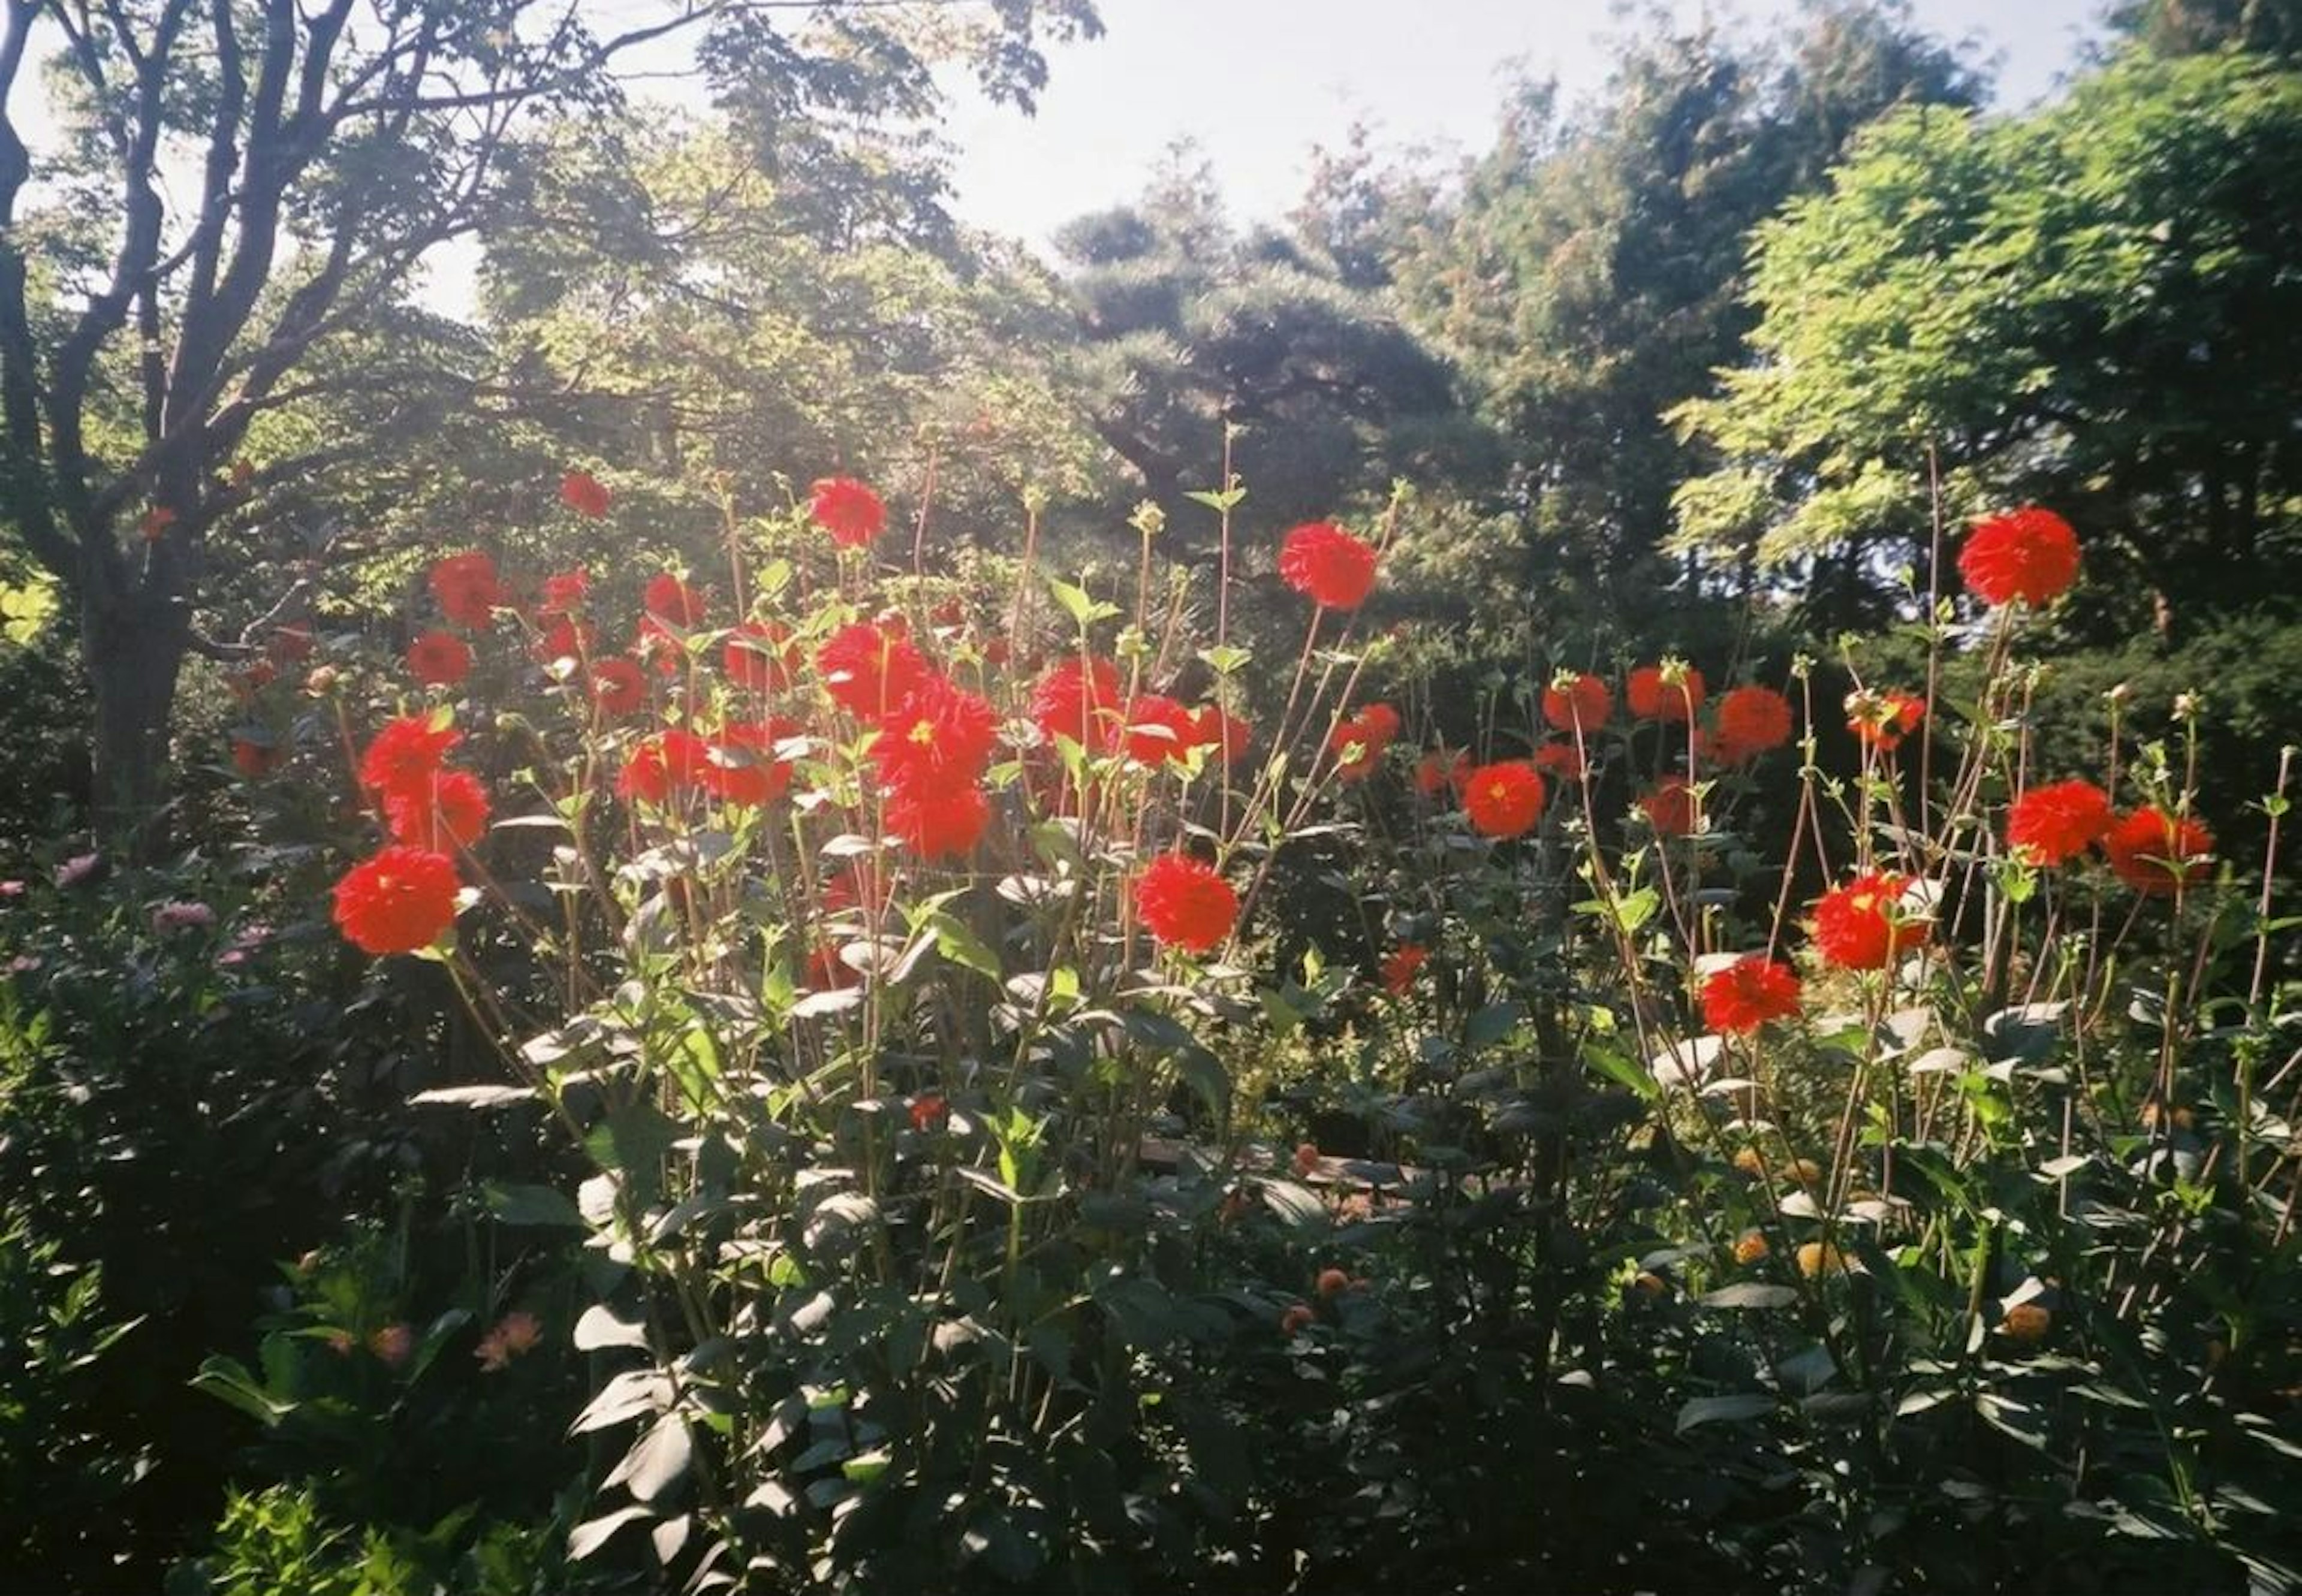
xmin=1676 ymin=1393 xmax=1776 ymax=1432
xmin=485 ymin=1182 xmax=586 ymax=1229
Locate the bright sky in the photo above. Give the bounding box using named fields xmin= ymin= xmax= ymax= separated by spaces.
xmin=941 ymin=0 xmax=2108 ymax=247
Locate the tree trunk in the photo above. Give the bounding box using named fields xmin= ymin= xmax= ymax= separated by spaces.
xmin=84 ymin=584 xmax=189 ymax=855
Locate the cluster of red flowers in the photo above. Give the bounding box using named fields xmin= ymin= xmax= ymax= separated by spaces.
xmin=2006 ymin=780 xmax=2214 ymax=894
xmin=333 ymin=715 xmax=483 ymax=954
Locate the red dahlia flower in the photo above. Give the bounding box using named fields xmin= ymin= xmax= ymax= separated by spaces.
xmin=1381 ymin=943 xmax=1429 ymax=996
xmin=358 ymin=716 xmax=461 ymax=797
xmin=2104 ymin=806 xmax=2214 ymax=896
xmin=1960 ymin=508 xmax=2080 ymax=607
xmin=429 ymin=552 xmax=502 ymax=630
xmin=1415 ymin=746 xmax=1471 ymax=797
xmin=2006 ymin=779 xmax=2114 ymax=865
xmin=1330 ymin=705 xmax=1400 ymax=781
xmin=706 ymin=719 xmax=799 ymax=808
xmin=559 ymin=470 xmax=611 ymax=518
xmin=384 ymin=769 xmax=491 ymax=852
xmin=722 ymin=620 xmax=797 ymax=692
xmin=1627 ymin=664 xmax=1706 ymax=722
xmin=817 ymin=622 xmax=932 ymax=719
xmin=810 ymin=476 xmax=887 ymax=549
xmin=1848 ymin=690 xmax=1927 ymax=752
xmin=1133 ymin=854 xmax=1239 ymax=954
xmin=1532 ymin=741 xmax=1584 ymax=781
xmin=1031 ymin=656 xmax=1122 ymax=752
xmin=1191 ymin=705 xmax=1252 ymax=766
xmin=1542 ymin=672 xmax=1613 ymax=734
xmin=589 ymin=658 xmax=647 ymax=716
xmin=1813 ymin=871 xmax=1927 ymax=970
xmin=1278 ymin=522 xmax=1379 ymax=610
xmin=1120 ymin=694 xmax=1197 ymax=768
xmin=1701 ymin=957 xmax=1803 ymax=1035
xmin=885 ymin=784 xmax=990 ymax=859
xmin=1463 ymin=761 xmax=1545 ymax=838
xmin=231 ymin=737 xmax=280 ymax=779
xmin=1712 ymin=686 xmax=1793 ymax=764
xmin=643 ymin=573 xmax=708 ymax=629
xmin=617 ymin=729 xmax=713 ymax=807
xmin=540 ymin=568 xmax=590 ymax=615
xmin=1639 ymin=775 xmax=1697 ymax=837
xmin=406 ymin=630 xmax=472 ymax=687
xmin=870 ymin=677 xmax=999 ymax=794
xmin=333 ymin=846 xmax=460 ymax=955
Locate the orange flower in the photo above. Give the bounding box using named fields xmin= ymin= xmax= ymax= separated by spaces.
xmin=1463 ymin=761 xmax=1545 ymax=838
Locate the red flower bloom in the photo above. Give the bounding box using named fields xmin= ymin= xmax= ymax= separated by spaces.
xmin=1712 ymin=686 xmax=1793 ymax=764
xmin=1381 ymin=943 xmax=1429 ymax=996
xmin=540 ymin=568 xmax=590 ymax=615
xmin=589 ymin=658 xmax=647 ymax=716
xmin=1463 ymin=761 xmax=1545 ymax=838
xmin=266 ymin=624 xmax=315 ymax=665
xmin=885 ymin=783 xmax=990 ymax=860
xmin=406 ymin=629 xmax=472 ymax=687
xmin=532 ymin=616 xmax=593 ymax=668
xmin=909 ymin=1094 xmax=949 ymax=1133
xmin=870 ymin=677 xmax=999 ymax=794
xmin=1639 ymin=775 xmax=1697 ymax=837
xmin=817 ymin=621 xmax=932 ymax=719
xmin=1133 ymin=854 xmax=1239 ymax=954
xmin=384 ymin=769 xmax=491 ymax=851
xmin=1542 ymin=673 xmax=1613 ymax=734
xmin=1960 ymin=507 xmax=2080 ymax=607
xmin=1813 ymin=871 xmax=1927 ymax=970
xmin=1191 ymin=704 xmax=1252 ymax=766
xmin=1532 ymin=741 xmax=1584 ymax=782
xmin=2006 ymin=779 xmax=2115 ymax=866
xmin=1331 ymin=704 xmax=1400 ymax=781
xmin=722 ymin=620 xmax=797 ymax=693
xmin=559 ymin=470 xmax=611 ymax=518
xmin=358 ymin=716 xmax=461 ymax=798
xmin=1278 ymin=522 xmax=1379 ymax=610
xmin=810 ymin=476 xmax=887 ymax=549
xmin=1701 ymin=957 xmax=1803 ymax=1036
xmin=1120 ymin=694 xmax=1197 ymax=768
xmin=332 ymin=846 xmax=460 ymax=955
xmin=1415 ymin=746 xmax=1471 ymax=797
xmin=2104 ymin=807 xmax=2214 ymax=897
xmin=706 ymin=719 xmax=799 ymax=808
xmin=1849 ymin=690 xmax=1927 ymax=752
xmin=643 ymin=573 xmax=707 ymax=629
xmin=1627 ymin=665 xmax=1706 ymax=722
xmin=617 ymin=729 xmax=713 ymax=807
xmin=231 ymin=737 xmax=280 ymax=779
xmin=1030 ymin=656 xmax=1121 ymax=752
xmin=429 ymin=553 xmax=502 ymax=630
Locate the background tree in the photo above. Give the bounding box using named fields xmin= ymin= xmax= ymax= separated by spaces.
xmin=0 ymin=0 xmax=1100 ymax=844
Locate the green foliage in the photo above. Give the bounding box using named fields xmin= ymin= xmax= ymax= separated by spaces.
xmin=1674 ymin=50 xmax=2302 ymax=632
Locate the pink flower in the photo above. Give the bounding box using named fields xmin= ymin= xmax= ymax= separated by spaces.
xmin=150 ymin=901 xmax=216 ymax=935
